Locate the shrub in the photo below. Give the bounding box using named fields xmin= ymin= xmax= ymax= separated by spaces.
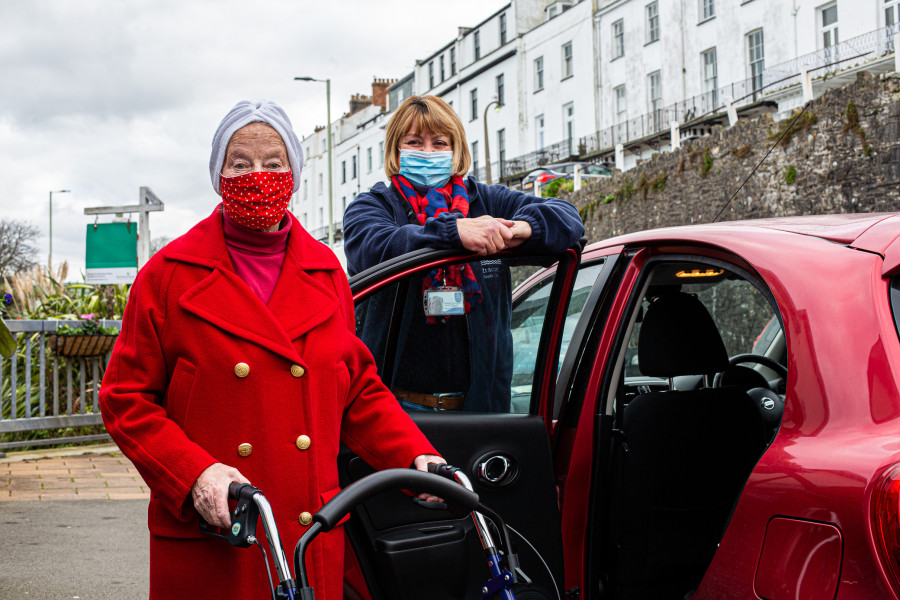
xmin=543 ymin=179 xmax=561 ymax=197
xmin=700 ymin=148 xmax=713 ymax=177
xmin=784 ymin=165 xmax=797 ymax=185
xmin=543 ymin=178 xmax=575 ymax=197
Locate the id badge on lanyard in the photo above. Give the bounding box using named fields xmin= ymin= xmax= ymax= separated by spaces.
xmin=424 ymin=287 xmax=465 ymax=317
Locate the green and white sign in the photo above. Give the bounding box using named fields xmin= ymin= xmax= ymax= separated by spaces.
xmin=85 ymin=223 xmax=138 ymax=284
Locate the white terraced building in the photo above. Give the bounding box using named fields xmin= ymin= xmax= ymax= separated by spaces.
xmin=294 ymin=0 xmax=900 ymax=264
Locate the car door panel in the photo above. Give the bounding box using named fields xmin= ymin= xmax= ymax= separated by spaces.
xmin=338 ymin=413 xmax=563 ymax=599
xmin=344 ymin=248 xmax=580 ymax=600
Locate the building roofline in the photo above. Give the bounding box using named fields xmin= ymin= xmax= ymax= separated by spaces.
xmin=432 ymin=48 xmax=517 ymax=96
xmin=414 ymin=2 xmax=512 ymax=65
xmin=388 ymin=72 xmax=414 ymax=92
xmin=466 ymin=2 xmax=512 ymax=36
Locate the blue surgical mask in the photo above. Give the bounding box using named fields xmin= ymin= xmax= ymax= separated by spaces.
xmin=399 ymin=149 xmax=454 ymax=189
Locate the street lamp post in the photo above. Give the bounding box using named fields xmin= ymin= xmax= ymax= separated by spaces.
xmin=48 ymin=189 xmax=71 ymax=268
xmin=295 ymin=76 xmax=334 ymax=248
xmin=482 ymin=100 xmax=501 ymax=185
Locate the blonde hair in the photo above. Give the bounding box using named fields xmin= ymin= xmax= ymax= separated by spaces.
xmin=384 ymin=95 xmax=472 ymax=178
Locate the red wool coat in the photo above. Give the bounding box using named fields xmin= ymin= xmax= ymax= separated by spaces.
xmin=100 ymin=206 xmax=437 ymax=599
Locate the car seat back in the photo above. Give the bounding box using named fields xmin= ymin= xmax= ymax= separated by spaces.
xmin=610 ymin=293 xmax=766 ymax=599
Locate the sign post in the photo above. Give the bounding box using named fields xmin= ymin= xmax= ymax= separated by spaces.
xmin=83 ymin=187 xmax=164 ymax=277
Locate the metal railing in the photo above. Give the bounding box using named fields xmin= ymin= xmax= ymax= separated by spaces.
xmin=0 ymin=320 xmax=121 ymax=450
xmin=474 ymin=139 xmax=578 ymax=183
xmin=766 ymin=24 xmax=898 ymax=89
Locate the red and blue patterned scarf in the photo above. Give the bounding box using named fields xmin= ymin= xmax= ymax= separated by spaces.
xmin=392 ymin=174 xmax=482 ymax=323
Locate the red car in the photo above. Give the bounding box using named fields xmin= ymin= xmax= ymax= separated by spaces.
xmin=341 ymin=213 xmax=900 ymax=600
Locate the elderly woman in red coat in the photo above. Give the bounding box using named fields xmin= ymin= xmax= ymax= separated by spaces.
xmin=100 ymin=99 xmax=443 ymax=599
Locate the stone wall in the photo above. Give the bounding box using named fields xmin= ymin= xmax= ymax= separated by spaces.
xmin=567 ymin=71 xmax=900 ymax=242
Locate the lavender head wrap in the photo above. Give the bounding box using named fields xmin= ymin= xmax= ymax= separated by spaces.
xmin=209 ymin=99 xmax=304 ymax=195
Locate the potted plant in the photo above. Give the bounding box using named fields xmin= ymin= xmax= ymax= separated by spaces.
xmin=48 ymin=313 xmax=119 ymax=357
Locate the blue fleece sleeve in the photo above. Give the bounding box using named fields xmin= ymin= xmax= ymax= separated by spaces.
xmin=476 ymin=182 xmax=585 ymax=254
xmin=344 ymin=191 xmax=463 ymax=276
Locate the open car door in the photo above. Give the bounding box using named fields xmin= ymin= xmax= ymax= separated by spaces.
xmin=340 ymin=245 xmax=582 ymax=600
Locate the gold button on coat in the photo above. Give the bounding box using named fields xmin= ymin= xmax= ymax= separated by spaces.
xmin=296 ymin=435 xmax=311 ymax=450
xmin=299 ymin=512 xmax=313 ymax=526
xmin=237 ymin=443 xmax=253 ymax=457
xmin=290 ymin=364 xmax=306 ymax=378
xmin=234 ymin=363 xmax=250 ymax=378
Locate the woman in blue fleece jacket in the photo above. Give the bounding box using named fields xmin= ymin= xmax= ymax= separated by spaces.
xmin=344 ymin=95 xmax=584 ymax=412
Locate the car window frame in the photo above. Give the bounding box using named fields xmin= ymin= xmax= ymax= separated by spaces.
xmin=598 ymin=252 xmax=785 ymax=421
xmin=555 ymin=246 xmax=786 ymax=594
xmin=553 ymin=250 xmax=624 ymax=421
xmin=350 ymin=246 xmax=583 ymax=426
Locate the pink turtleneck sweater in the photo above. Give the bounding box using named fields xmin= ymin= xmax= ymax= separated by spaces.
xmin=222 ymin=212 xmax=291 ymax=305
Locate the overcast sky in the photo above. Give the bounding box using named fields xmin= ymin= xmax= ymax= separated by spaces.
xmin=0 ymin=0 xmax=509 ymax=278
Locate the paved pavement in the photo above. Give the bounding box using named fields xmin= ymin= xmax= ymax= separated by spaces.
xmin=0 ymin=444 xmax=150 ymax=502
xmin=0 ymin=499 xmax=150 ymax=599
xmin=0 ymin=445 xmax=151 ymax=598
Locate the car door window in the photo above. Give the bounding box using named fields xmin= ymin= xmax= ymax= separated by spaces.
xmin=355 ymin=254 xmax=573 ymax=414
xmin=511 ymin=260 xmax=606 ymax=401
xmin=561 ymin=260 xmax=607 ymax=357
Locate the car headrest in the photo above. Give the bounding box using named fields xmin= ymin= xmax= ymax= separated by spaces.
xmin=638 ymin=292 xmax=729 ymax=377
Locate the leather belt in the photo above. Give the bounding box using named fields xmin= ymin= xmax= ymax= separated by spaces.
xmin=395 ymin=390 xmax=464 ymax=411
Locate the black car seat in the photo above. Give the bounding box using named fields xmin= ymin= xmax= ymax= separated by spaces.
xmin=610 ymin=292 xmax=767 ymax=600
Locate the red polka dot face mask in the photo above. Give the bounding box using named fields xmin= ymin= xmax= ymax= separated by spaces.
xmin=220 ymin=171 xmax=294 ymax=230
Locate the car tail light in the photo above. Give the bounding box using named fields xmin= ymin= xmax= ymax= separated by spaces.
xmin=873 ymin=465 xmax=900 ymax=593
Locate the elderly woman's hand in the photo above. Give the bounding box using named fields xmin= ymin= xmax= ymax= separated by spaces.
xmin=457 ymin=215 xmax=514 ymax=255
xmin=192 ymin=462 xmax=251 ymax=528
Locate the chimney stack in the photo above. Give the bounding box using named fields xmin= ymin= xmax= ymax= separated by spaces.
xmin=349 ymin=93 xmax=372 ymax=115
xmin=371 ymin=77 xmax=397 ymax=110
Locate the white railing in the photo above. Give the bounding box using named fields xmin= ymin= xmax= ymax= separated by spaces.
xmin=0 ymin=320 xmax=121 ymax=451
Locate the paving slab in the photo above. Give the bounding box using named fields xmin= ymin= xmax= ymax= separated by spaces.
xmin=0 ymin=444 xmax=149 ymax=501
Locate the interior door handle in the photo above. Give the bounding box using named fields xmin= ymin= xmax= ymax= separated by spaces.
xmin=477 ymin=455 xmax=513 ymax=484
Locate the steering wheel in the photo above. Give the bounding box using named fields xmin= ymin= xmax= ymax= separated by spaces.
xmin=713 ymin=353 xmax=788 ymax=389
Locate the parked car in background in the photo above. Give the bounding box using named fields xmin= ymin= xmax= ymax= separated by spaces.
xmin=341 ymin=213 xmax=900 ymax=600
xmin=521 ymin=162 xmax=612 ymax=193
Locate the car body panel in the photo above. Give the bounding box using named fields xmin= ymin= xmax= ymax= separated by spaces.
xmin=565 ymin=219 xmax=900 ymax=598
xmin=754 ymin=518 xmax=842 ymax=600
xmin=559 ymin=247 xmax=647 ymax=594
xmin=346 ymin=213 xmax=900 ymax=599
xmin=594 ymin=213 xmax=896 ymax=250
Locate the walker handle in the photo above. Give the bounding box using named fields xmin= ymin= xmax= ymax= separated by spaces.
xmin=314 ymin=468 xmax=480 ymax=532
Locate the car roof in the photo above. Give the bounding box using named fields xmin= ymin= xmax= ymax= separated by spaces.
xmin=585 ymin=213 xmax=900 ymax=258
